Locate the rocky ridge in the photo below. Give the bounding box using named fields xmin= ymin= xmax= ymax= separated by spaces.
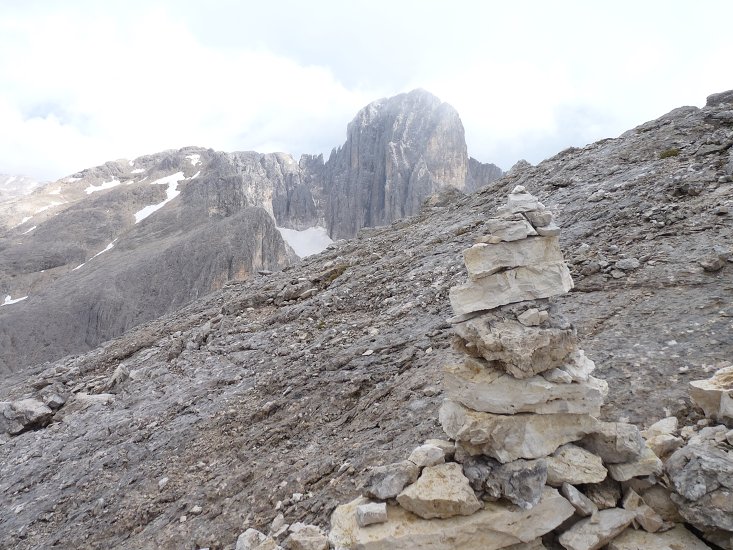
xmin=0 ymin=90 xmax=501 ymax=373
xmin=0 ymin=91 xmax=731 ymax=549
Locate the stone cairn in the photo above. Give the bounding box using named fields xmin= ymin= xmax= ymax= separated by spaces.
xmin=328 ymin=187 xmax=713 ymax=550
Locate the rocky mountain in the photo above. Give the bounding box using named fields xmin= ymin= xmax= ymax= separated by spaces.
xmin=0 ymin=90 xmax=500 ymax=374
xmin=0 ymin=174 xmax=43 ymax=203
xmin=0 ymin=90 xmax=730 ymax=549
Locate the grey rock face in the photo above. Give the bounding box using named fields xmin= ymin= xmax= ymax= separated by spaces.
xmin=465 ymin=157 xmax=503 ymax=193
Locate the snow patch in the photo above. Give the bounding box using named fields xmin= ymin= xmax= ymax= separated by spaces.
xmin=73 ymin=239 xmax=117 ymax=271
xmin=21 ymin=216 xmax=31 ymax=224
xmin=22 ymin=225 xmax=37 ymax=234
xmin=131 ymin=168 xmax=146 ymax=174
xmin=34 ymin=202 xmax=64 ymax=214
xmin=190 ymin=170 xmax=201 ymax=179
xmin=276 ymin=226 xmax=333 ymax=258
xmin=186 ymin=154 xmax=201 ymax=166
xmin=85 ymin=179 xmax=121 ymax=195
xmin=128 ymin=160 xmax=134 ymax=166
xmin=134 ymin=172 xmax=185 ymax=224
xmin=2 ymin=295 xmax=28 ymax=307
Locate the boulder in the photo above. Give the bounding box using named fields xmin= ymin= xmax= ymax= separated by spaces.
xmin=396 ymin=463 xmax=481 ymax=519
xmin=363 ymin=460 xmax=420 ymax=500
xmin=580 ymin=422 xmax=644 ymax=463
xmin=641 ymin=417 xmax=678 ymax=440
xmin=558 ymin=508 xmax=636 ymax=550
xmin=666 ymin=443 xmax=733 ymax=531
xmin=452 ymin=317 xmax=576 ymax=379
xmin=449 ymin=263 xmax=574 ymax=316
xmin=546 ymin=444 xmax=607 ymax=486
xmin=443 ymin=359 xmax=607 ymax=415
xmin=329 ymin=488 xmax=574 ymax=550
xmin=637 ymin=485 xmax=684 ymax=523
xmin=689 ymin=366 xmax=733 ymax=421
xmin=0 ymin=398 xmax=54 ymax=435
xmin=440 ymin=400 xmax=598 ymax=463
xmin=606 ymin=525 xmax=712 ymax=550
xmin=463 ymin=237 xmax=564 ymax=279
xmin=583 ymin=477 xmax=621 ymax=510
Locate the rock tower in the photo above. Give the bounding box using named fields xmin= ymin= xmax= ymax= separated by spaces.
xmin=328 ymin=187 xmax=713 ymax=550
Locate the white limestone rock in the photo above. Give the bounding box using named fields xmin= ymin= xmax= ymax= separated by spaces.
xmin=689 ymin=366 xmax=733 ymax=421
xmin=607 ymin=525 xmax=712 ymax=550
xmin=558 ymin=508 xmax=636 ymax=550
xmin=284 ymin=524 xmax=329 ymax=550
xmin=439 ymin=400 xmax=598 ymax=463
xmin=356 ymin=502 xmax=388 ymax=527
xmin=560 ymin=350 xmax=596 ymax=382
xmin=329 ymin=488 xmax=574 ymax=550
xmin=449 ymin=263 xmax=574 ymax=316
xmin=546 ymin=444 xmax=607 ymax=486
xmin=423 ymin=439 xmax=455 ymax=460
xmin=561 ymin=482 xmax=598 ymax=517
xmin=452 ymin=317 xmax=577 ymax=379
xmin=463 ymin=237 xmax=565 ymax=279
xmin=580 ymin=422 xmax=644 ymax=464
xmin=363 ymin=460 xmax=419 ymax=500
xmin=517 ymin=308 xmax=546 ymax=326
xmin=396 ymin=463 xmax=481 ymax=519
xmin=482 ymin=215 xmax=538 ymax=242
xmin=0 ymin=398 xmax=54 ymax=435
xmin=641 ymin=417 xmax=678 ymax=440
xmin=235 ymin=528 xmax=283 ymax=550
xmin=408 ymin=444 xmax=445 ymax=468
xmin=607 ymin=446 xmax=663 ymax=482
xmin=443 ymin=359 xmax=608 ymax=415
xmin=506 ymin=189 xmax=545 ymax=213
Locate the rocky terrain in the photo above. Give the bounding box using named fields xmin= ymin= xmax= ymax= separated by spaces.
xmin=0 ymin=89 xmax=501 ymax=373
xmin=0 ymin=90 xmax=731 ymax=549
xmin=0 ymin=174 xmax=43 ymax=202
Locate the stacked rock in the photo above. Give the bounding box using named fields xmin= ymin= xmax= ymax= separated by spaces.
xmin=329 ymin=188 xmax=711 ymax=550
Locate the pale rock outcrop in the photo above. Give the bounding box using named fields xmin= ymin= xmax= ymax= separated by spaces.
xmin=395 ymin=463 xmax=481 ymax=519
xmin=329 ymin=489 xmax=573 ymax=550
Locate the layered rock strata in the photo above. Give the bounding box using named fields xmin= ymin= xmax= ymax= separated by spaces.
xmin=329 ymin=188 xmax=712 ymax=549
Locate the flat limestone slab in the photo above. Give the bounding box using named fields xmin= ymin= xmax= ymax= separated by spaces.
xmin=443 ymin=360 xmax=608 ymax=415
xmin=607 ymin=524 xmax=712 ymax=550
xmin=546 ymin=444 xmax=607 ymax=486
xmin=449 ymin=262 xmax=574 ymax=315
xmin=607 ymin=445 xmax=663 ymax=482
xmin=463 ymin=237 xmax=564 ymax=278
xmin=329 ymin=488 xmax=574 ymax=550
xmin=558 ymin=508 xmax=636 ymax=550
xmin=439 ymin=400 xmax=598 ymax=463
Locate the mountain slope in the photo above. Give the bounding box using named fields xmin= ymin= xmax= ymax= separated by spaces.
xmin=0 ymin=90 xmax=730 ymax=549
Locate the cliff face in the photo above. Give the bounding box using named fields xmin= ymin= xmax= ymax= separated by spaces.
xmin=321 ymin=89 xmax=471 ymax=239
xmin=466 ymin=156 xmax=504 ymax=193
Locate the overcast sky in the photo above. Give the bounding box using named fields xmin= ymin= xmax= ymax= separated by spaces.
xmin=1 ymin=1 xmax=731 ymax=181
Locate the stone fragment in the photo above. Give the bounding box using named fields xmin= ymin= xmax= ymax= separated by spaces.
xmin=444 ymin=360 xmax=608 ymax=415
xmin=689 ymin=366 xmax=733 ymax=421
xmin=621 ymin=489 xmax=665 ymax=533
xmin=396 ymin=463 xmax=481 ymax=519
xmin=506 ymin=188 xmax=544 ymax=212
xmin=546 ymin=444 xmax=607 ymax=486
xmin=607 ymin=446 xmax=663 ymax=482
xmin=517 ymin=308 xmax=543 ymax=326
xmin=235 ymin=528 xmax=282 ymax=550
xmin=284 ymin=524 xmax=329 ymax=550
xmin=561 ymin=483 xmax=598 ymax=517
xmin=329 ymin=488 xmax=574 ymax=550
xmin=543 ymin=368 xmax=573 ymax=384
xmin=356 ymin=502 xmax=388 ymax=527
xmin=0 ymin=398 xmax=54 ymax=435
xmin=462 ymin=455 xmax=548 ymax=509
xmin=558 ymin=508 xmax=636 ymax=550
xmin=645 ymin=434 xmax=683 ymax=459
xmin=615 ymin=258 xmax=640 ymax=271
xmin=43 ymin=393 xmax=66 ymax=410
xmin=607 ymin=525 xmax=712 ymax=550
xmin=439 ymin=400 xmax=598 ymax=463
xmin=580 ymin=422 xmax=644 ymax=463
xmin=583 ymin=477 xmax=621 ymax=509
xmin=363 ymin=460 xmax=419 ymax=500
xmin=464 ymin=237 xmax=564 ymax=279
xmin=638 ymin=485 xmax=684 ymax=523
xmin=452 ymin=316 xmax=576 ymax=379
xmin=408 ymin=444 xmax=445 ymax=468
xmin=449 ymin=263 xmax=574 ymax=316
xmin=523 ymin=209 xmax=554 ymax=228
xmin=699 ymin=255 xmax=725 ymax=272
xmin=641 ymin=417 xmax=678 ymax=439
xmin=536 ymin=223 xmax=560 ymax=236
xmin=424 ymin=439 xmax=455 ymax=460
xmin=560 ymin=350 xmax=596 ymax=382
xmin=666 ymin=443 xmax=733 ymax=531
xmin=481 ymin=215 xmax=538 ymax=242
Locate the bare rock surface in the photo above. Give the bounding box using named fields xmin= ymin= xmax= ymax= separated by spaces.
xmin=0 ymin=91 xmax=732 ymax=548
xmin=395 ymin=462 xmax=481 ymax=519
xmin=558 ymin=508 xmax=636 ymax=550
xmin=606 ymin=524 xmax=711 ymax=550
